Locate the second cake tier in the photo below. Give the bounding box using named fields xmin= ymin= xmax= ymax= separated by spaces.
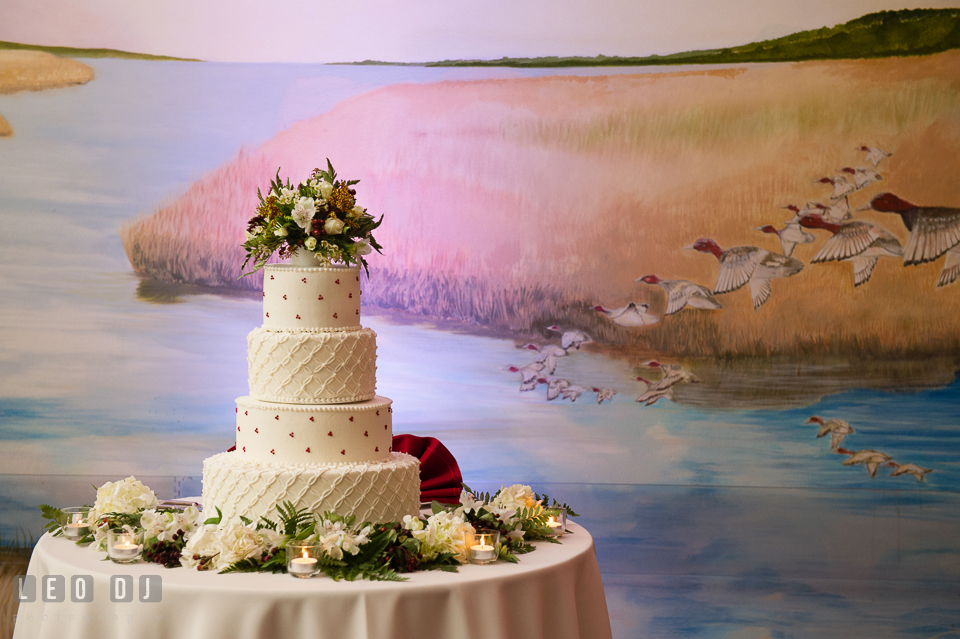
xmin=247 ymin=327 xmax=377 ymax=404
xmin=235 ymin=395 xmax=393 ymax=465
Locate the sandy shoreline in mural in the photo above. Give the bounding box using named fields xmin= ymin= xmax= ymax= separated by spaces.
xmin=121 ymin=51 xmax=960 ymax=358
xmin=0 ymin=50 xmax=94 ymax=136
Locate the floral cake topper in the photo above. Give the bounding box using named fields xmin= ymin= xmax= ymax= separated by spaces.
xmin=241 ymin=160 xmax=383 ymax=275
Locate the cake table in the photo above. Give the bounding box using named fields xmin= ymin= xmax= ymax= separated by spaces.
xmin=13 ymin=520 xmax=611 ymax=639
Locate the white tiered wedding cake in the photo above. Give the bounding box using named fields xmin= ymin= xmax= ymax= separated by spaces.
xmin=202 ymin=256 xmax=421 ymax=524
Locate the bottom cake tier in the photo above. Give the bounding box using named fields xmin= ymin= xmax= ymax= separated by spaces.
xmin=202 ymin=451 xmax=421 ymax=525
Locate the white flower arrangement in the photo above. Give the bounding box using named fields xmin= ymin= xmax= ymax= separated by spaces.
xmin=41 ymin=478 xmax=578 ymax=580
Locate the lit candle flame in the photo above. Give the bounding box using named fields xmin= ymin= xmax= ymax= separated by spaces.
xmin=302 ymin=548 xmax=309 ymax=560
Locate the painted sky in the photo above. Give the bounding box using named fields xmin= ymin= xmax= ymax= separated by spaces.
xmin=3 ymin=0 xmax=959 ymax=63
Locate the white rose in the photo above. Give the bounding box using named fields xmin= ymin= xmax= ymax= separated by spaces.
xmin=347 ymin=205 xmax=365 ymax=219
xmin=274 ymin=225 xmax=288 ymax=238
xmin=292 ymin=196 xmax=316 ymax=230
xmin=180 ymin=524 xmax=221 ymax=570
xmin=94 ymin=476 xmax=158 ymax=515
xmin=318 ymin=181 xmax=334 ymax=199
xmin=412 ymin=511 xmax=467 ymax=561
xmin=304 ymin=236 xmax=317 ymax=250
xmin=324 ymin=217 xmax=345 ymax=235
xmin=214 ymin=523 xmax=264 ymax=570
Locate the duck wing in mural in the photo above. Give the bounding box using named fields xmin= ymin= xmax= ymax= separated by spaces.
xmin=869 ymin=193 xmax=960 ymax=287
xmin=635 ymin=274 xmax=722 ymax=315
xmin=545 ymin=325 xmax=593 ymax=351
xmin=807 ymin=415 xmax=855 ymax=452
xmin=798 ymin=213 xmax=903 ymax=287
xmin=888 ymin=462 xmax=934 ymax=482
xmin=816 ymin=175 xmax=857 ymax=200
xmin=858 ymin=145 xmax=893 ymax=167
xmin=755 ymin=222 xmax=816 ymax=258
xmin=840 ymin=166 xmax=883 ymax=190
xmin=837 ymin=448 xmax=893 ymax=478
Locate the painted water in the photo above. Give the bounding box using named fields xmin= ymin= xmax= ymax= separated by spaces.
xmin=1 ymin=59 xmax=958 ymax=638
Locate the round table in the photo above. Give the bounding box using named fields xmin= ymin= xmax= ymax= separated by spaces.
xmin=14 ymin=522 xmax=611 ymax=639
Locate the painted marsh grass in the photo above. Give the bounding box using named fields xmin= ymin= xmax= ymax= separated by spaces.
xmin=121 ymin=52 xmax=960 ymax=357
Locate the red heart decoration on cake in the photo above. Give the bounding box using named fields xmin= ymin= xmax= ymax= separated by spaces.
xmin=270 ymin=449 xmax=275 ymax=455
xmin=335 ymin=279 xmax=340 ymax=284
xmin=349 ymin=416 xmax=354 ymax=421
xmin=245 ymin=411 xmax=248 ymax=416
xmin=265 ymin=312 xmax=269 ymax=318
xmin=306 ymin=447 xmax=310 ymax=453
xmin=376 ymin=410 xmax=379 ymax=416
xmin=296 ymin=314 xmax=301 ymax=319
xmin=388 ymin=445 xmax=393 ymax=452
xmin=340 ymin=449 xmax=345 ymax=455
xmin=255 ymin=428 xmax=259 ymax=433
xmin=262 ymin=292 xmax=265 ymax=297
xmin=301 ymin=278 xmax=307 ymax=283
xmin=283 ymin=294 xmax=287 ymax=300
xmin=274 ymin=415 xmax=279 ymax=420
xmin=327 ymin=431 xmax=333 ymax=436
xmin=349 ymin=293 xmax=353 ymax=298
xmin=235 ymin=408 xmax=237 ymax=413
xmin=237 ymin=426 xmax=240 ymax=431
xmin=318 ymin=294 xmax=323 ymax=300
xmin=289 ymin=432 xmax=294 ymax=438
xmin=384 ymin=424 xmax=387 ymax=430
xmin=309 ymin=416 xmax=315 ymax=422
xmin=333 ymin=313 xmax=338 ymax=319
xmin=375 ymin=446 xmax=379 ymax=452
xmin=242 ymin=446 xmax=246 ymax=452
xmin=388 ymin=406 xmax=393 ymax=413
xmin=356 ymin=276 xmax=359 ymax=281
xmin=270 ymin=275 xmax=274 ymax=280
xmin=364 ymin=431 xmax=368 ymax=437
xmin=355 ymin=310 xmax=359 ymax=315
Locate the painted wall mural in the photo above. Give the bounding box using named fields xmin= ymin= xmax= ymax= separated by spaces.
xmin=2 ymin=5 xmax=960 ymax=638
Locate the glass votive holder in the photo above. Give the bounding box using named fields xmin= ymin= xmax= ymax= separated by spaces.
xmin=286 ymin=543 xmax=321 ymax=578
xmin=465 ymin=528 xmax=500 ymax=565
xmin=544 ymin=508 xmax=567 ymax=538
xmin=107 ymin=528 xmax=143 ymax=564
xmin=61 ymin=507 xmax=92 ymax=540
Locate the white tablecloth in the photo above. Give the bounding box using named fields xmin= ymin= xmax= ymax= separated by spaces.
xmin=14 ymin=522 xmax=611 ymax=639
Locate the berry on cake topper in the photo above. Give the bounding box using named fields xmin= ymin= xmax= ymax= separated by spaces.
xmin=241 ymin=159 xmax=383 ymax=276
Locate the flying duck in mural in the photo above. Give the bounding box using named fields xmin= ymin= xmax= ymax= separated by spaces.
xmin=858 ymin=145 xmax=893 ymax=167
xmin=814 ymin=198 xmax=853 ymax=223
xmin=755 ymin=222 xmax=816 ymax=258
xmin=839 ymin=166 xmax=883 ymax=190
xmin=686 ymin=238 xmax=804 ymax=309
xmin=816 ymin=175 xmax=857 ymax=200
xmin=836 ymin=448 xmax=893 ymax=478
xmin=797 ymin=213 xmax=903 ymax=287
xmin=807 ymin=415 xmax=855 ymax=452
xmin=868 ymin=193 xmax=960 ymax=287
xmin=593 ymin=302 xmax=658 ymax=327
xmin=545 ymin=325 xmax=593 ymax=351
xmin=888 ymin=461 xmax=934 ymax=482
xmin=635 ymin=274 xmax=722 ymax=315
xmin=634 ymin=376 xmax=674 ymax=406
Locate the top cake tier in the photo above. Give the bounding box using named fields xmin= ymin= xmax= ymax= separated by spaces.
xmin=263 ymin=264 xmax=362 ymax=332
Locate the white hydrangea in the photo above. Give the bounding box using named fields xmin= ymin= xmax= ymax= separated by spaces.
xmin=93 ymin=476 xmax=158 ymax=515
xmin=179 ymin=524 xmax=221 ymax=570
xmin=213 ymin=523 xmax=264 ymax=571
xmin=404 ymin=511 xmax=468 ymax=562
xmin=490 ymin=484 xmax=539 ymax=511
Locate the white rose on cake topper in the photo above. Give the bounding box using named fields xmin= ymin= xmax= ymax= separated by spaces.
xmin=291 ymin=197 xmax=316 ymax=230
xmin=324 ymin=216 xmax=345 ymax=235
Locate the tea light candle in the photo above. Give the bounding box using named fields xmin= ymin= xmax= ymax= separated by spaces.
xmin=546 ymin=516 xmax=563 ymax=535
xmin=467 ymin=530 xmax=500 ymax=564
xmin=287 ymin=544 xmax=321 ymax=578
xmin=469 ymin=543 xmax=497 ymax=561
xmin=111 ymin=540 xmax=141 ymax=558
xmin=63 ymin=521 xmax=90 ymax=539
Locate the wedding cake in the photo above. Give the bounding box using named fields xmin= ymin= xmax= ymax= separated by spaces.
xmin=202 ymin=258 xmax=421 ymax=524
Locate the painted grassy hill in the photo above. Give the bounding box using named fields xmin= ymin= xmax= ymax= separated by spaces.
xmin=0 ymin=41 xmax=198 ymax=61
xmin=423 ymin=8 xmax=960 ymax=67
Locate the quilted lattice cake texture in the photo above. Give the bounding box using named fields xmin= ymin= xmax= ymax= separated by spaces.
xmin=247 ymin=326 xmax=377 ymax=403
xmin=202 ymin=451 xmax=421 ymax=525
xmin=234 ymin=395 xmax=394 ymax=465
xmin=262 ymin=264 xmax=362 ymax=332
